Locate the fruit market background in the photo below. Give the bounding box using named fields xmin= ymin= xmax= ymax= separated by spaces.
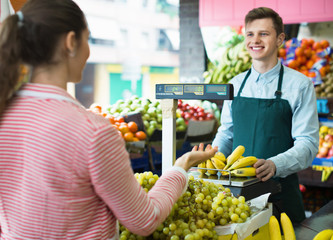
xmin=1 ymin=0 xmax=333 ymax=238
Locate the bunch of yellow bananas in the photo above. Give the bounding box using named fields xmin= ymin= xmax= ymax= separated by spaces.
xmin=197 ymin=151 xmax=226 ymax=175
xmin=197 ymin=145 xmax=258 ymax=177
xmin=313 ymin=229 xmax=333 ymax=240
xmin=269 ymin=213 xmax=296 ymax=240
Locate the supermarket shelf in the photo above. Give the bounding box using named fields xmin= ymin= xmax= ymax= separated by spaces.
xmin=298 ymin=167 xmax=333 ymax=187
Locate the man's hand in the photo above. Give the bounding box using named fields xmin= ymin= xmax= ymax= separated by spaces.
xmin=253 ymin=159 xmax=276 ymax=182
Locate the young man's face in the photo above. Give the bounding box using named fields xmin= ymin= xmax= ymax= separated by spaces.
xmin=245 ymin=18 xmax=284 ymax=65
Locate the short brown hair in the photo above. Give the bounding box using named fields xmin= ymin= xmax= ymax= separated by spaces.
xmin=245 ymin=7 xmax=284 ymax=36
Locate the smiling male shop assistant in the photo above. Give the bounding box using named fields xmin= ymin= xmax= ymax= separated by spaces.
xmin=212 ymin=7 xmax=319 ymax=223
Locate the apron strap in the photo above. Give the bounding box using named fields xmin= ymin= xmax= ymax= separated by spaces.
xmin=274 ymin=64 xmax=284 ymax=99
xmin=238 ymin=64 xmax=284 ymax=99
xmin=237 ymin=69 xmax=251 ymax=97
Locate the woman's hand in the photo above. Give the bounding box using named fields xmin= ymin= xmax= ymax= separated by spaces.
xmin=174 ymin=143 xmax=218 ymax=172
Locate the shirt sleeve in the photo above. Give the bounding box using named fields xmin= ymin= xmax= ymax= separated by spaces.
xmin=270 ymin=79 xmax=319 ymax=177
xmin=87 ymin=124 xmax=188 ymax=236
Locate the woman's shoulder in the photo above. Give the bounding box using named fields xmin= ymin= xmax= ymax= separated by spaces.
xmin=69 ymin=107 xmax=118 ymax=137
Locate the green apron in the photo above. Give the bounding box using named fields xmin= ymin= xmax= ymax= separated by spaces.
xmin=231 ymin=65 xmax=305 ymax=223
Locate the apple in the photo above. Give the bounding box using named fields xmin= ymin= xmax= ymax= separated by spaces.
xmin=206 ymin=113 xmax=215 ymax=120
xmin=318 ymin=146 xmax=329 ymax=157
xmin=324 ymin=134 xmax=333 ymax=142
xmin=327 ymin=147 xmax=333 ymax=158
xmin=146 ymin=126 xmax=155 ymax=136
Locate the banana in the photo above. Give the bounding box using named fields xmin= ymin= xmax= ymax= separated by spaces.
xmin=313 ymin=229 xmax=333 ymax=240
xmin=197 ymin=161 xmax=207 ymax=174
xmin=206 ymin=159 xmax=217 ymax=175
xmin=211 ymin=157 xmax=226 ymax=171
xmin=214 ymin=152 xmax=226 ymax=163
xmin=227 ymin=156 xmax=257 ymax=171
xmin=280 ymin=212 xmax=296 ymax=240
xmin=269 ymin=215 xmax=282 ymax=240
xmin=230 ymin=167 xmax=256 ymax=177
xmin=224 ymin=145 xmax=245 ymax=170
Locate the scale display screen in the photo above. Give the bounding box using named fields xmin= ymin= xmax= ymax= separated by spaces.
xmin=206 ymin=85 xmax=227 ymax=93
xmin=165 ymin=85 xmax=183 ymax=93
xmin=184 ymin=85 xmax=204 ymax=93
xmin=156 ymin=84 xmax=233 ymax=100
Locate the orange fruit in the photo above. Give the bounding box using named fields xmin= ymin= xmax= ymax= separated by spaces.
xmin=106 ymin=115 xmax=115 ymax=124
xmin=312 ymin=41 xmax=322 ymax=50
xmin=132 ymin=137 xmax=140 ymax=142
xmin=303 ymin=48 xmax=312 ymax=58
xmin=285 ymin=39 xmax=292 ymax=48
xmin=325 ymin=64 xmax=331 ymax=73
xmin=288 ymin=60 xmax=299 ymax=69
xmin=118 ymin=124 xmax=129 ymax=135
xmin=311 ymin=54 xmax=321 ymax=63
xmin=300 ymin=39 xmax=309 ymax=48
xmin=278 ymin=48 xmax=286 ymax=58
xmin=300 ymin=69 xmax=309 ymax=76
xmin=89 ymin=103 xmax=102 ymax=114
xmin=124 ymin=132 xmax=134 ymax=142
xmin=319 ymin=67 xmax=326 ymax=77
xmin=297 ymin=56 xmax=307 ymax=65
xmin=306 ymin=60 xmax=315 ymax=69
xmin=115 ymin=116 xmax=125 ymax=123
xmin=307 ymin=71 xmax=316 ymax=78
xmin=112 ymin=124 xmax=119 ymax=131
xmin=320 ymin=39 xmax=330 ymax=48
xmin=135 ymin=131 xmax=147 ymax=141
xmin=128 ymin=121 xmax=138 ymax=133
xmin=295 ymin=47 xmax=304 ymax=57
xmin=308 ymin=39 xmax=315 ymax=47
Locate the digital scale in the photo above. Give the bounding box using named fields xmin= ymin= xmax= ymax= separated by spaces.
xmin=156 ymin=83 xmax=233 ymax=100
xmin=155 ymin=83 xmax=280 ymax=200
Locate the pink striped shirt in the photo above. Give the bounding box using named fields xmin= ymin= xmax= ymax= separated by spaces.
xmin=0 ymin=83 xmax=188 ymax=240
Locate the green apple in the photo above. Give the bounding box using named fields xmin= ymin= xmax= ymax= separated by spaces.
xmin=148 ymin=107 xmax=157 ymax=118
xmin=142 ymin=113 xmax=150 ymax=121
xmin=177 ymin=125 xmax=186 ymax=132
xmin=176 ymin=117 xmax=185 ymax=126
xmin=143 ymin=120 xmax=150 ymax=129
xmin=147 ymin=126 xmax=155 ymax=136
xmin=157 ymin=114 xmax=162 ymax=123
xmin=150 ymin=120 xmax=157 ymax=128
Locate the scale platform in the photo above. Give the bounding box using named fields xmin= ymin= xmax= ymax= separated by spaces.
xmin=189 ymin=169 xmax=281 ymax=201
xmin=189 ymin=169 xmax=260 ymax=187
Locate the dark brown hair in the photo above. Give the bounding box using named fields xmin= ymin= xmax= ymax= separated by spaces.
xmin=245 ymin=7 xmax=284 ymax=36
xmin=0 ymin=0 xmax=87 ymax=114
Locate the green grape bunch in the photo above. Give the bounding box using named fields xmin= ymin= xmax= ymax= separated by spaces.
xmin=119 ymin=172 xmax=252 ymax=240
